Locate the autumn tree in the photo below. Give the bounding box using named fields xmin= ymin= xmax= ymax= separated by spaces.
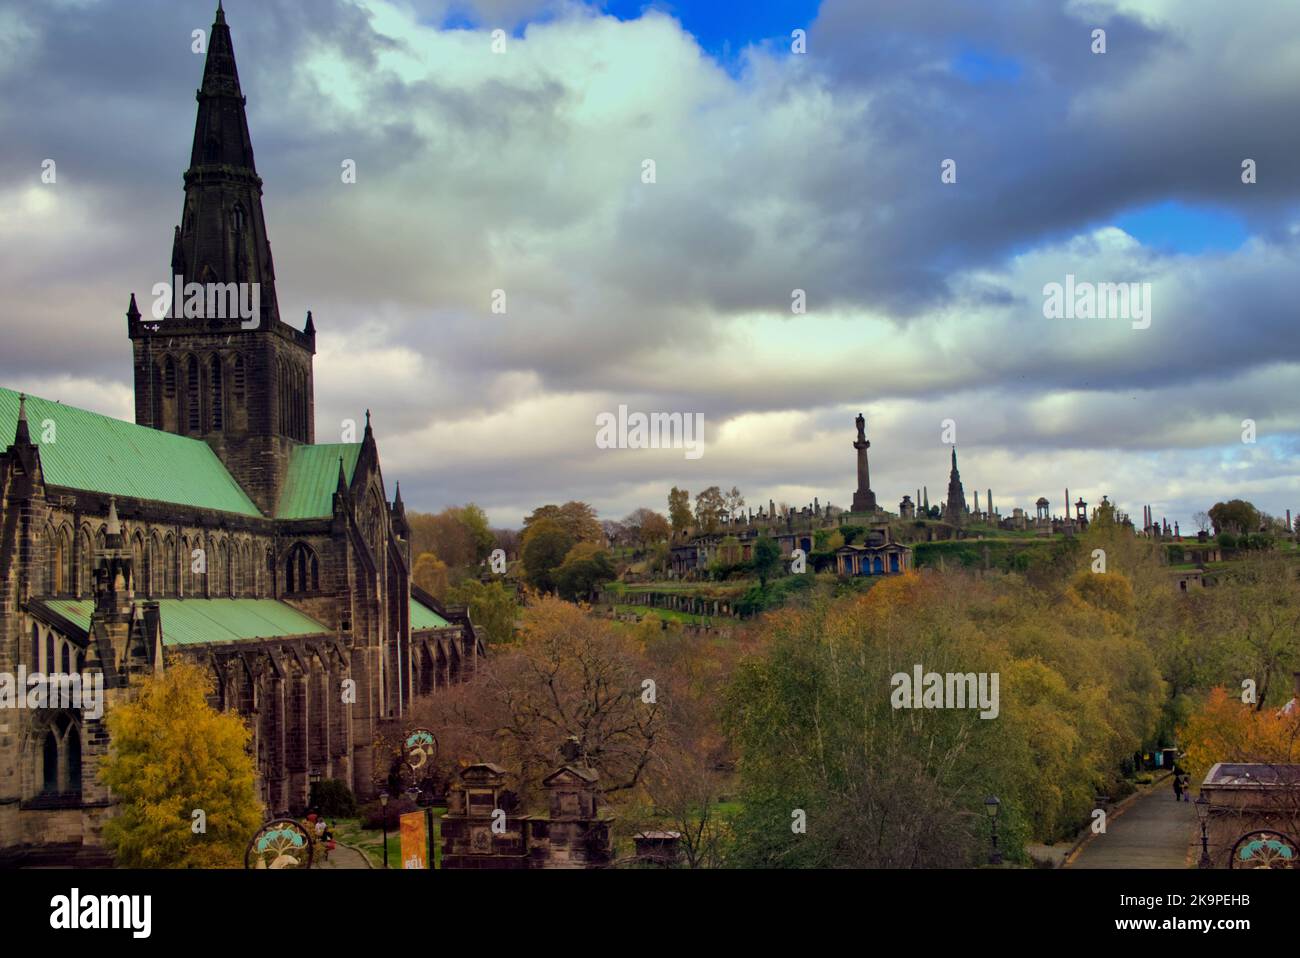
xmin=457 ymin=504 xmax=496 ymax=562
xmin=1180 ymin=687 xmax=1300 ymax=781
xmin=412 ymin=552 xmax=450 ymax=599
xmin=644 ymin=540 xmax=670 ymax=576
xmin=520 ymin=518 xmax=574 ymax=593
xmin=406 ymin=504 xmax=497 ymax=570
xmin=637 ymin=616 xmax=744 ymax=867
xmin=693 ymin=486 xmax=726 ymax=534
xmin=640 ymin=511 xmax=672 ymax=546
xmin=667 ymin=487 xmax=692 ymax=532
xmin=643 ymin=747 xmax=731 ymax=868
xmin=1209 ymin=499 xmax=1261 ymax=535
xmin=752 ymin=535 xmax=782 ymax=588
xmin=555 ymin=541 xmax=617 ymax=601
xmin=1202 ymin=554 xmax=1300 ymax=710
xmin=100 ymin=661 xmax=263 ymax=867
xmin=624 ymin=508 xmax=672 ymax=548
xmin=447 ymin=578 xmax=519 ymax=645
xmin=725 ymin=570 xmax=1163 ymax=866
xmin=410 ymin=597 xmax=662 ymax=803
xmin=523 ymin=501 xmax=603 ymax=544
xmin=409 ymin=509 xmax=474 ymax=567
xmin=601 ymin=519 xmax=629 ymax=548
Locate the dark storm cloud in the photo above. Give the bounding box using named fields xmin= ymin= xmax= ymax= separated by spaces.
xmin=1 ymin=0 xmax=1295 ymax=527
xmin=795 ymin=0 xmax=1300 ymax=312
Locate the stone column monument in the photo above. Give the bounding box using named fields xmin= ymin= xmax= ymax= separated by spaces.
xmin=851 ymin=413 xmax=877 ymax=513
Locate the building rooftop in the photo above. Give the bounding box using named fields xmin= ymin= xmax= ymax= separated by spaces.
xmin=37 ymin=597 xmax=329 ymax=646
xmin=1 ymin=387 xmax=261 ymax=517
xmin=275 ymin=442 xmax=361 ymax=519
xmin=411 ymin=596 xmax=450 ymax=629
xmin=1203 ymin=763 xmax=1300 ymax=787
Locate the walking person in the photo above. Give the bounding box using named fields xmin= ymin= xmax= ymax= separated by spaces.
xmin=314 ymin=816 xmax=330 ymax=862
xmin=1173 ymin=772 xmax=1183 ymax=801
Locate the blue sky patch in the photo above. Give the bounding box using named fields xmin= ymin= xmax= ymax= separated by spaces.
xmin=1113 ymin=200 xmax=1250 ymax=254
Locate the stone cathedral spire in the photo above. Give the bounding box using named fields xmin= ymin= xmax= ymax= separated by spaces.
xmin=174 ymin=0 xmax=280 ymax=326
xmin=127 ymin=3 xmax=318 ymax=515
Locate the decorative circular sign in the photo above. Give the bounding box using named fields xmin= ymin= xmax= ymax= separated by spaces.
xmin=245 ymin=819 xmax=315 ymax=870
xmin=404 ymin=727 xmax=438 ymax=770
xmin=1229 ymin=830 xmax=1299 ymax=869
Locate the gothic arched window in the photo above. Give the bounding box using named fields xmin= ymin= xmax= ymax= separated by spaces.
xmin=164 ymin=535 xmax=177 ymax=595
xmin=362 ymin=490 xmax=385 ymax=556
xmin=216 ymin=539 xmax=230 ymax=596
xmin=299 ymin=369 xmax=307 ymax=439
xmin=42 ymin=731 xmax=58 ymax=793
xmin=39 ymin=718 xmax=82 ymax=797
xmin=78 ymin=527 xmax=94 ymax=596
xmin=184 ymin=536 xmax=198 ymax=596
xmin=284 ymin=542 xmax=318 ymax=594
xmin=56 ymin=526 xmax=72 ymax=595
xmin=42 ymin=523 xmax=57 ymax=594
xmin=144 ymin=535 xmax=156 ymax=597
xmin=185 ymin=356 xmax=201 ymax=433
xmin=160 ymin=357 xmax=179 ymax=431
xmin=132 ymin=533 xmax=145 ymax=592
xmin=278 ymin=360 xmax=287 ymax=436
xmin=66 ymin=726 xmax=81 ymax=793
xmin=210 ymin=356 xmax=224 ymax=430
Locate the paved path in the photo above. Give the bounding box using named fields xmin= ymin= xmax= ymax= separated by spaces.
xmin=1068 ymin=783 xmax=1197 ymax=869
xmin=313 ymin=841 xmax=371 ymax=869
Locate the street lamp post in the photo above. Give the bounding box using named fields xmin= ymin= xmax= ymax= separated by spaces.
xmin=1195 ymin=793 xmax=1213 ymax=869
xmin=984 ymin=795 xmax=1002 ymax=866
xmin=380 ymin=791 xmax=390 ymax=869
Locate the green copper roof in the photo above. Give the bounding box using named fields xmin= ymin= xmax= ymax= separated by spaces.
xmin=41 ymin=598 xmax=330 ymax=647
xmin=0 ymin=387 xmax=261 ymax=517
xmin=276 ymin=443 xmax=361 ymax=519
xmin=411 ymin=597 xmax=450 ymax=629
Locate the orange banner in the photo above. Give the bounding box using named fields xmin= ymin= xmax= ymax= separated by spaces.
xmin=399 ymin=810 xmax=428 ymax=870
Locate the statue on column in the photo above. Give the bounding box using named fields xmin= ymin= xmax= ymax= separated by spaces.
xmin=851 ymin=413 xmax=877 ymax=513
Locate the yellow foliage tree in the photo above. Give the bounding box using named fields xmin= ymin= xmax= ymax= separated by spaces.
xmin=100 ymin=661 xmax=264 ymax=867
xmin=1180 ymin=686 xmax=1300 ymax=781
xmin=412 ymin=551 xmax=450 ymax=599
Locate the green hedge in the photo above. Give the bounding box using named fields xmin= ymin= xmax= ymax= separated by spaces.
xmin=913 ymin=539 xmax=1056 ymax=571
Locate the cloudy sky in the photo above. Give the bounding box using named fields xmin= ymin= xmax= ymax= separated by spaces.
xmin=2 ymin=0 xmax=1297 ymax=529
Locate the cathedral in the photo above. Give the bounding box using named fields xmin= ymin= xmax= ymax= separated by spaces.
xmin=0 ymin=5 xmax=481 ymax=863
